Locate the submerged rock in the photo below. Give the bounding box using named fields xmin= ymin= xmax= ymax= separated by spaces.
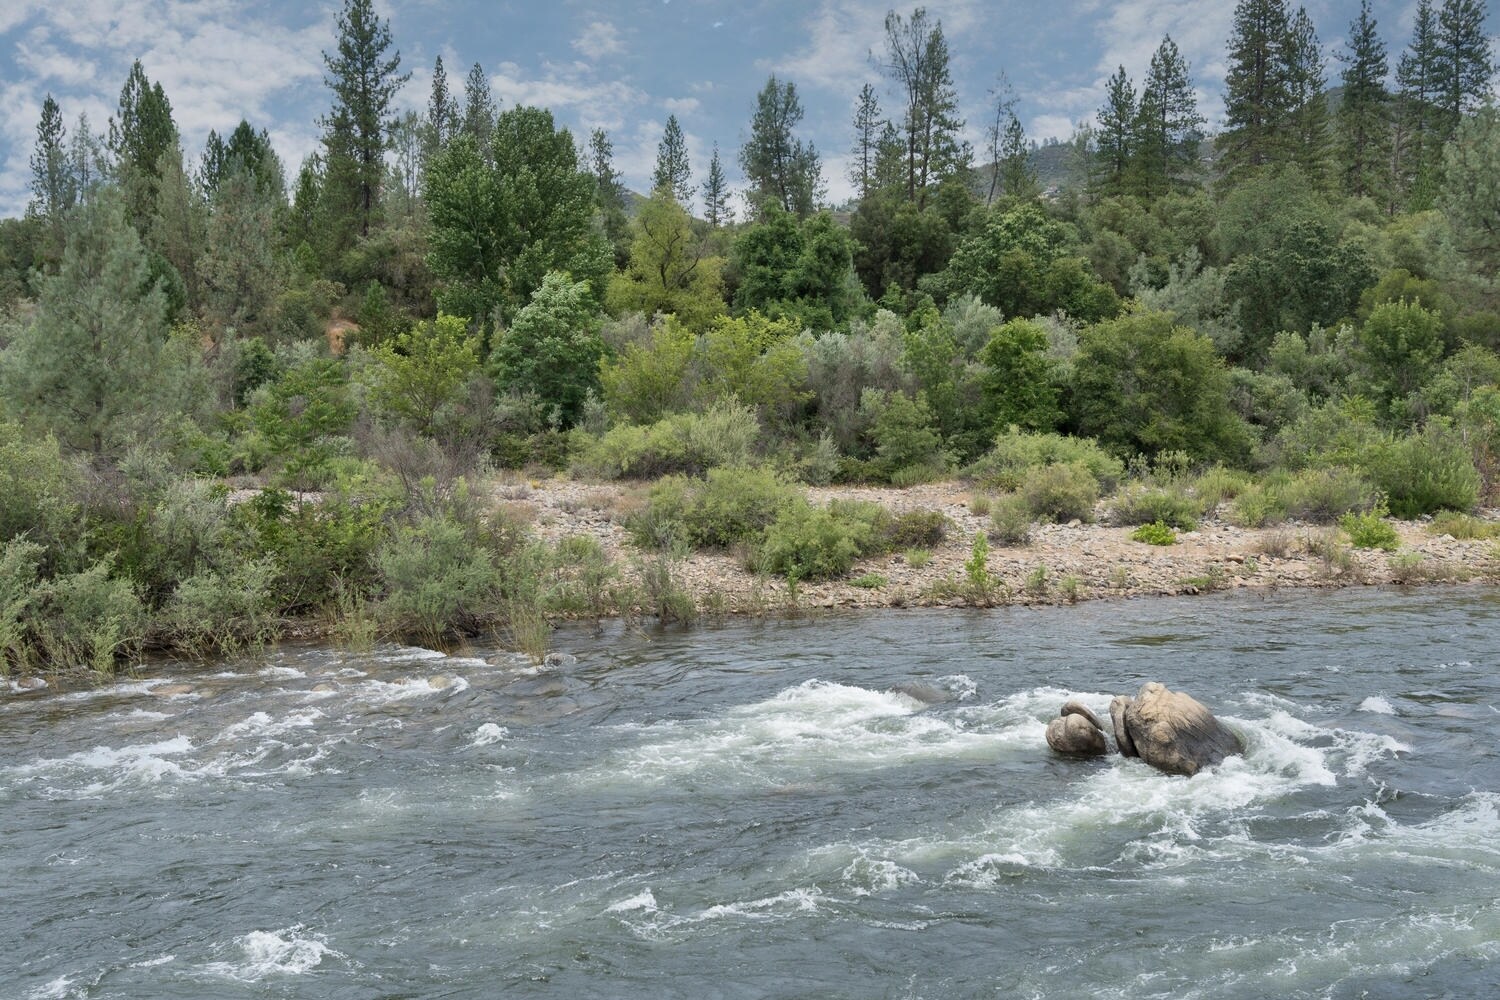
xmin=152 ymin=683 xmax=194 ymax=697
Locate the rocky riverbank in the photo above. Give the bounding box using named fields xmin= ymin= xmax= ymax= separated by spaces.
xmin=498 ymin=474 xmax=1500 ymax=613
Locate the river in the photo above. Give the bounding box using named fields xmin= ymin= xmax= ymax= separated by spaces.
xmin=3 ymin=587 xmax=1498 ymax=998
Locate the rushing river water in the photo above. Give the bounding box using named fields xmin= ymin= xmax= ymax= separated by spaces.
xmin=4 ymin=588 xmax=1500 ymax=999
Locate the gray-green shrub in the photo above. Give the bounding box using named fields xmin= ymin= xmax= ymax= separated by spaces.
xmin=569 ymin=402 xmax=760 ymax=480
xmin=964 ymin=429 xmax=1124 ymax=492
xmin=1020 ymin=462 xmax=1099 ymax=523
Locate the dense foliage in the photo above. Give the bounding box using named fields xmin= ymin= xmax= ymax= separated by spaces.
xmin=0 ymin=0 xmax=1496 ymax=669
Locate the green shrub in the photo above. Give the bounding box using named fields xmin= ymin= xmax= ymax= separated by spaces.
xmin=964 ymin=531 xmax=1000 ymax=603
xmin=865 ymin=389 xmax=951 ymax=484
xmin=373 ymin=512 xmax=504 ymax=641
xmin=1364 ymin=427 xmax=1480 ymax=518
xmin=883 ymin=509 xmax=950 ymax=550
xmin=968 ymin=494 xmax=993 ymax=516
xmin=964 ymin=429 xmax=1124 ymax=492
xmin=0 ymin=423 xmax=83 ymax=562
xmin=1228 ymin=482 xmax=1288 ymax=528
xmin=850 ymin=573 xmax=887 ymax=589
xmin=570 ymin=402 xmax=760 ymax=480
xmin=904 ymin=548 xmax=932 ymax=568
xmin=1340 ymin=508 xmax=1400 ymax=551
xmin=1109 ymin=483 xmax=1205 ymax=530
xmin=1020 ymin=462 xmax=1098 ymax=523
xmin=159 ymin=559 xmax=279 ymax=654
xmin=754 ymin=502 xmax=862 ymax=581
xmin=1131 ymin=521 xmax=1178 ymax=545
xmin=636 ymin=549 xmax=697 ymax=623
xmin=989 ymin=494 xmax=1033 ymax=546
xmin=626 ymin=466 xmax=799 ymax=550
xmin=1428 ymin=512 xmax=1500 ymax=540
xmin=31 ymin=561 xmax=146 ymax=673
xmin=236 ymin=485 xmax=393 ymax=611
xmin=1191 ymin=465 xmax=1255 ymax=508
xmin=1281 ymin=466 xmax=1377 ymax=523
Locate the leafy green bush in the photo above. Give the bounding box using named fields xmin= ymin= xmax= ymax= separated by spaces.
xmin=1191 ymin=465 xmax=1255 ymax=509
xmin=1227 ymin=483 xmax=1288 ymax=528
xmin=1131 ymin=521 xmax=1178 ymax=545
xmin=1020 ymin=462 xmax=1098 ymax=523
xmin=754 ymin=502 xmax=863 ymax=581
xmin=158 ymin=559 xmax=279 ymax=654
xmin=1109 ymin=483 xmax=1205 ymax=530
xmin=1281 ymin=466 xmax=1377 ymax=523
xmin=1340 ymin=508 xmax=1399 ymax=551
xmin=0 ymin=423 xmax=83 ymax=562
xmin=989 ymin=494 xmax=1033 ymax=545
xmin=570 ymin=403 xmax=760 ymax=480
xmin=626 ymin=466 xmax=799 ymax=550
xmin=31 ymin=561 xmax=146 ymax=673
xmin=373 ymin=512 xmax=505 ymax=641
xmin=964 ymin=429 xmax=1124 ymax=492
xmin=1364 ymin=427 xmax=1480 ymax=519
xmin=865 ymin=389 xmax=950 ymax=484
xmin=850 ymin=573 xmax=887 ymax=589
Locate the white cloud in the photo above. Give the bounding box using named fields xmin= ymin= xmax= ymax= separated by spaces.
xmin=572 ymin=19 xmax=624 ymax=60
xmin=662 ymin=96 xmax=700 ymax=114
xmin=769 ymin=0 xmax=985 ymax=93
xmin=489 ymin=60 xmax=647 ymax=127
xmin=1087 ymin=0 xmax=1237 ymax=128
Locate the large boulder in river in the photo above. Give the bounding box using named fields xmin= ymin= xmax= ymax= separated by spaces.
xmin=1045 ymin=700 xmax=1108 ymax=757
xmin=1110 ymin=682 xmax=1242 ymax=776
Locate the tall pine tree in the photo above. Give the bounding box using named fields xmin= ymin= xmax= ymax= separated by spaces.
xmin=462 ymin=62 xmax=496 ymax=160
xmin=110 ymin=60 xmax=179 ymax=233
xmin=321 ymin=0 xmax=408 ymax=246
xmin=1286 ymin=6 xmax=1332 ymax=186
xmin=881 ymin=7 xmax=968 ymax=207
xmin=588 ymin=128 xmax=629 ymax=264
xmin=740 ymin=75 xmax=822 ymax=219
xmin=850 ymin=83 xmax=883 ymax=201
xmin=1396 ymin=0 xmax=1442 ymax=202
xmin=1095 ymin=66 xmax=1136 ymax=194
xmin=1220 ymin=0 xmax=1295 ymax=183
xmin=1433 ymin=0 xmax=1493 ymax=141
xmin=1131 ymin=35 xmax=1205 ymax=195
xmin=424 ymin=55 xmax=460 ymax=167
xmin=702 ymin=143 xmax=732 ymax=227
xmin=998 ymin=113 xmax=1038 ymax=200
xmin=1337 ymin=0 xmax=1390 ymax=203
xmin=652 ymin=114 xmax=692 ymax=204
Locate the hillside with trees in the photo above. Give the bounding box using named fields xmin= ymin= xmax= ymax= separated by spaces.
xmin=0 ymin=0 xmax=1496 ymax=669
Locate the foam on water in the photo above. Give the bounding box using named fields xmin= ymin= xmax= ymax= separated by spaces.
xmin=469 ymin=723 xmax=508 ymax=748
xmin=605 ymin=889 xmax=659 ymax=914
xmin=591 ymin=679 xmax=1016 ymax=787
xmin=256 ymin=666 xmax=306 ymax=680
xmin=200 ymin=926 xmax=341 ymax=981
xmin=1359 ymin=694 xmax=1397 ymax=715
xmin=214 ymin=708 xmax=323 ymax=743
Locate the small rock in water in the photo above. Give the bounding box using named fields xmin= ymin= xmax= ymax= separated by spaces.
xmin=427 ymin=674 xmax=454 ymax=690
xmin=14 ymin=676 xmax=47 ymax=691
xmin=311 ymin=682 xmax=338 ymax=693
xmin=152 ymin=683 xmax=194 ymax=697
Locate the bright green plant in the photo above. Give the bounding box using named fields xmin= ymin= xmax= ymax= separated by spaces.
xmin=1340 ymin=507 xmax=1400 ymax=551
xmin=1131 ymin=521 xmax=1178 ymax=545
xmin=366 ymin=313 xmax=480 ymax=435
xmin=1020 ymin=462 xmax=1098 ymax=523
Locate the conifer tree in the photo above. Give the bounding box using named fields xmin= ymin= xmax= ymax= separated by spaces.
xmin=982 ymin=76 xmax=1016 ymax=205
xmin=321 ymin=0 xmax=407 ymax=248
xmin=1132 ymin=35 xmax=1206 ymax=196
xmin=850 ymin=83 xmax=883 ymax=201
xmin=1433 ymin=0 xmax=1493 ymax=141
xmin=199 ymin=121 xmax=282 ymax=200
xmin=998 ymin=113 xmax=1038 ymax=200
xmin=1337 ymin=0 xmax=1390 ymax=202
xmin=653 ymin=114 xmax=692 ymax=205
xmin=5 ymin=192 xmax=167 ymax=457
xmin=1220 ymin=0 xmax=1294 ymax=183
xmin=1286 ymin=6 xmax=1332 ymax=186
xmin=425 ymin=55 xmax=460 ymax=164
xmin=110 ymin=60 xmax=179 ymax=232
xmin=881 ymin=7 xmax=968 ymax=207
xmin=1396 ymin=0 xmax=1442 ymax=202
xmin=588 ymin=128 xmax=629 ymax=262
xmin=740 ymin=75 xmax=822 ymax=219
xmin=30 ymin=95 xmax=74 ymax=223
xmin=462 ymin=62 xmax=496 ymax=158
xmin=1095 ymin=66 xmax=1137 ymax=193
xmin=67 ymin=114 xmax=109 ymax=200
xmin=702 ymin=143 xmax=733 ymax=227
xmin=198 ymin=160 xmax=285 ymax=338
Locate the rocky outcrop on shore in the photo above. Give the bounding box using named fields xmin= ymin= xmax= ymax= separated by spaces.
xmin=498 ymin=476 xmax=1500 ymax=613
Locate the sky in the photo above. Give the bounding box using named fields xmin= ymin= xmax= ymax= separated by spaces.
xmin=0 ymin=0 xmax=1495 ymax=218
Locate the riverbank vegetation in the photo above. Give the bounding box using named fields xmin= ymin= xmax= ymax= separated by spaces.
xmin=0 ymin=0 xmax=1497 ymax=673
